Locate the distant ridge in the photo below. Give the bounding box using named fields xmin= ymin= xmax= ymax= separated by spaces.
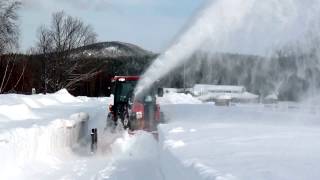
xmin=71 ymin=41 xmax=155 ymax=59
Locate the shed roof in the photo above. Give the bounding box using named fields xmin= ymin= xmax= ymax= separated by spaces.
xmin=193 ymin=84 xmax=245 ymax=92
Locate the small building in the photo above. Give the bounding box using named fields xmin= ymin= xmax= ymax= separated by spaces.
xmin=193 ymin=84 xmax=259 ymax=104
xmin=193 ymin=84 xmax=246 ymax=96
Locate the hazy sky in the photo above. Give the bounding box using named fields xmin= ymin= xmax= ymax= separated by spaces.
xmin=18 ymin=0 xmax=205 ymax=53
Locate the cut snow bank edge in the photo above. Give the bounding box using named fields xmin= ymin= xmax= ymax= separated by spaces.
xmin=0 ymin=112 xmax=89 ymax=179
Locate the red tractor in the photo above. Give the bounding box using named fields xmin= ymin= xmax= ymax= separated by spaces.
xmin=106 ymin=76 xmax=164 ymax=133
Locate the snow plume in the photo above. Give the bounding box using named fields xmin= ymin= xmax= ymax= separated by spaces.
xmin=136 ymin=0 xmax=320 ymax=100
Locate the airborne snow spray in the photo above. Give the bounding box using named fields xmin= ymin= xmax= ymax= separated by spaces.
xmin=136 ymin=0 xmax=320 ymax=102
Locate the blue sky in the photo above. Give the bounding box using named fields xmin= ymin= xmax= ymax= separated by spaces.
xmin=18 ymin=0 xmax=205 ymax=53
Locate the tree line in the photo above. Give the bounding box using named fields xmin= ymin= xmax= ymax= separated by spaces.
xmin=0 ymin=1 xmax=155 ymax=96
xmin=163 ymin=47 xmax=320 ymax=101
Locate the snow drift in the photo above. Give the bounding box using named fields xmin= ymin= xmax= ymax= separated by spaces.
xmin=0 ymin=90 xmax=102 ymax=180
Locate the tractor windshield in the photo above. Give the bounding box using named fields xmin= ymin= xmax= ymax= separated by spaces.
xmin=115 ymin=80 xmax=137 ymax=103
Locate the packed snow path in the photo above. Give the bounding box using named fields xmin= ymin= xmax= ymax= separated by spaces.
xmin=19 ymin=131 xmax=164 ymax=180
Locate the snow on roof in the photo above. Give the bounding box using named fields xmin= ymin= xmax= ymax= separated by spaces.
xmin=192 ymin=85 xmax=259 ymax=102
xmin=193 ymin=84 xmax=246 ymax=93
xmin=265 ymin=93 xmax=278 ymax=100
xmin=233 ymin=92 xmax=259 ymax=99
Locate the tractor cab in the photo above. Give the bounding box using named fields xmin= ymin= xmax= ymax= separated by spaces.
xmin=109 ymin=76 xmax=138 ymax=113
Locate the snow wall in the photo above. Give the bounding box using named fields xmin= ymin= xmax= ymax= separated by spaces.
xmin=0 ymin=90 xmax=91 ymax=179
xmin=0 ymin=114 xmax=89 ymax=174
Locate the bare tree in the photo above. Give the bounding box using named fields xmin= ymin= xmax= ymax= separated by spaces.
xmin=35 ymin=25 xmax=54 ymax=93
xmin=0 ymin=56 xmax=13 ymax=92
xmin=0 ymin=0 xmax=21 ymax=54
xmin=0 ymin=1 xmax=23 ymax=94
xmin=50 ymin=11 xmax=97 ymax=54
xmin=0 ymin=54 xmax=28 ymax=94
xmin=35 ymin=11 xmax=98 ymax=92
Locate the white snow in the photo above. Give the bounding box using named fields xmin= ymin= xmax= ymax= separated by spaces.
xmin=78 ymin=46 xmax=123 ymax=58
xmin=0 ymin=90 xmax=164 ymax=180
xmin=0 ymin=90 xmax=110 ymax=180
xmin=192 ymin=84 xmax=259 ymax=103
xmin=265 ymin=93 xmax=279 ymax=100
xmin=2 ymin=90 xmax=320 ymax=180
xmin=159 ymin=103 xmax=320 ymax=180
xmin=0 ymin=104 xmax=39 ymax=121
xmin=193 ymin=84 xmax=246 ymax=94
xmin=158 ymin=91 xmax=202 ymax=104
xmin=104 ymin=46 xmax=119 ymax=52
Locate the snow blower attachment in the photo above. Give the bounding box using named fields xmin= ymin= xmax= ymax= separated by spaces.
xmin=106 ymin=76 xmax=164 ymax=137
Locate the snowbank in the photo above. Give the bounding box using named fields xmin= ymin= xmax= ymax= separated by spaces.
xmin=0 ymin=112 xmax=90 ymax=180
xmin=0 ymin=104 xmax=39 ymax=121
xmin=0 ymin=89 xmax=111 ymax=180
xmin=158 ymin=92 xmax=202 ymax=104
xmin=0 ymin=89 xmax=83 ymax=123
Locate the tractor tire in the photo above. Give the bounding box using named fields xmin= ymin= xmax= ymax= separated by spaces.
xmin=106 ymin=112 xmax=116 ymax=131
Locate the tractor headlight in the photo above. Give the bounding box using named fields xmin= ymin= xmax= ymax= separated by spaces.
xmin=136 ymin=112 xmax=143 ymax=119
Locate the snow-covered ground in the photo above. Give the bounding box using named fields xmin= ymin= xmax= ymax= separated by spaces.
xmin=1 ymin=90 xmax=320 ymax=180
xmin=159 ymin=103 xmax=320 ymax=180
